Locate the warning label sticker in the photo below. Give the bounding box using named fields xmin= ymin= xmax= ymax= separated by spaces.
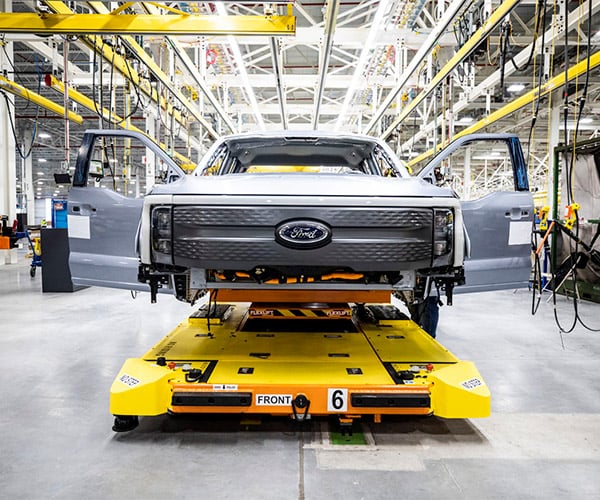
xmin=213 ymin=384 xmax=238 ymax=391
xmin=119 ymin=374 xmax=140 ymax=387
xmin=461 ymin=378 xmax=484 ymax=390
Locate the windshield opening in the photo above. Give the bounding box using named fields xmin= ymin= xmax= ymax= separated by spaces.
xmin=198 ymin=137 xmax=405 ymax=177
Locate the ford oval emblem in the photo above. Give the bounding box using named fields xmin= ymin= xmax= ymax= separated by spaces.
xmin=275 ymin=220 xmax=332 ymax=249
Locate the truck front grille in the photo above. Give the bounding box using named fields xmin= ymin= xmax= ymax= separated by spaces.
xmin=169 ymin=205 xmax=434 ymax=271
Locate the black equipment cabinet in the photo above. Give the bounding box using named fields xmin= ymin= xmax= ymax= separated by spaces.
xmin=41 ymin=228 xmax=79 ymax=292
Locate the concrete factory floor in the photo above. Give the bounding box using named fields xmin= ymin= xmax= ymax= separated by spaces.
xmin=1 ymin=254 xmax=599 ymax=499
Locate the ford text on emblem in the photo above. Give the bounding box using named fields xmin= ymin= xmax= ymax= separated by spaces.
xmin=275 ymin=220 xmax=332 ymax=249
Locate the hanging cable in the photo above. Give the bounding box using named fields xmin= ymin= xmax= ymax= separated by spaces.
xmin=91 ymin=36 xmax=141 ymax=128
xmin=558 ymin=0 xmax=597 ymax=332
xmin=496 ymin=20 xmax=513 ymax=102
xmin=509 ymin=0 xmax=545 ymax=72
xmin=550 ymin=0 xmax=576 ymax=334
xmin=91 ymin=37 xmax=103 ymax=127
xmin=0 ymin=52 xmax=42 ymax=160
xmin=206 ymin=289 xmax=218 ymax=337
xmin=530 ymin=214 xmax=544 ymax=315
xmin=532 ymin=0 xmax=600 ymax=334
xmin=409 ymin=69 xmax=424 ymax=159
xmin=524 ymin=0 xmax=548 ymax=168
xmin=1 ymin=36 xmax=31 ymax=115
xmin=109 ymin=37 xmax=117 ymax=128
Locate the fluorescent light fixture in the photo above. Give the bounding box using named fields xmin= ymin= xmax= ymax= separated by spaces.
xmin=37 ymin=171 xmax=44 ymax=175
xmin=458 ymin=116 xmax=474 ymax=124
xmin=38 ymin=132 xmax=51 ymax=139
xmin=507 ymin=83 xmax=525 ymax=92
xmin=38 ymin=158 xmax=47 ymax=163
xmin=72 ymin=75 xmax=125 ymax=86
xmin=580 ymin=117 xmax=593 ymax=124
xmin=561 ymin=122 xmax=598 ymax=130
xmin=473 ymin=155 xmax=507 ymax=160
xmin=215 ymin=2 xmax=265 ymax=130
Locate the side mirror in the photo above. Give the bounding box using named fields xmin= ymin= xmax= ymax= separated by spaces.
xmin=88 ymin=159 xmax=105 ymax=179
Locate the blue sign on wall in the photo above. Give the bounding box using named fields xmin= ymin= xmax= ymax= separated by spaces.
xmin=52 ymin=199 xmax=68 ymax=229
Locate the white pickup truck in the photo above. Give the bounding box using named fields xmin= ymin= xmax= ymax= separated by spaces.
xmin=67 ymin=130 xmax=533 ymax=308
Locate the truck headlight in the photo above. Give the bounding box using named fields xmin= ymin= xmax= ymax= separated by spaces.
xmin=151 ymin=206 xmax=172 ymax=254
xmin=433 ymin=209 xmax=453 ymax=257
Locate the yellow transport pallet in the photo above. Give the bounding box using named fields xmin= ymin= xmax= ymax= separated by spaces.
xmin=110 ymin=303 xmax=490 ymax=431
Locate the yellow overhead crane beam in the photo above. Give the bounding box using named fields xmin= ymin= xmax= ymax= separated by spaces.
xmin=406 ymin=50 xmax=600 ymax=169
xmin=0 ymin=9 xmax=296 ymax=36
xmin=45 ymin=74 xmax=195 ymax=171
xmin=0 ymin=74 xmax=83 ymax=124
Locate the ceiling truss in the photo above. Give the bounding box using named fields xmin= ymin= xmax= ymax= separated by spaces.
xmin=0 ymin=0 xmax=597 ymax=202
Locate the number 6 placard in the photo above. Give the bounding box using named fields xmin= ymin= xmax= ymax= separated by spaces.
xmin=327 ymin=388 xmax=348 ymax=412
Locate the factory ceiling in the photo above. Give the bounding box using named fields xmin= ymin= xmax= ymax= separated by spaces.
xmin=1 ymin=0 xmax=598 ymax=201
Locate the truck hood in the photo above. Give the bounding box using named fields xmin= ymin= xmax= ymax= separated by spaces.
xmin=149 ymin=173 xmax=455 ymax=198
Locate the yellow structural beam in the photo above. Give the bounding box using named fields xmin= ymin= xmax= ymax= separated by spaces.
xmin=45 ymin=74 xmax=195 ymax=170
xmin=0 ymin=74 xmax=83 ymax=124
xmin=0 ymin=12 xmax=296 ymax=36
xmin=381 ymin=0 xmax=520 ymax=140
xmin=407 ymin=50 xmax=600 ymax=169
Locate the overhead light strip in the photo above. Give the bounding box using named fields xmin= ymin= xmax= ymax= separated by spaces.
xmin=312 ymin=0 xmax=339 ymax=129
xmin=334 ymin=0 xmax=391 ymax=131
xmin=215 ymin=2 xmax=265 ymax=130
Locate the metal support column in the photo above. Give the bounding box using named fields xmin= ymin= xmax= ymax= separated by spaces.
xmin=21 ymin=128 xmax=34 ymax=226
xmin=464 ymin=146 xmax=472 ymax=200
xmin=0 ymin=1 xmax=16 ymax=226
xmin=145 ymin=115 xmax=156 ymax=193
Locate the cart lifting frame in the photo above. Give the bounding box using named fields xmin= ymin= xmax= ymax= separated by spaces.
xmin=110 ymin=290 xmax=490 ymax=432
